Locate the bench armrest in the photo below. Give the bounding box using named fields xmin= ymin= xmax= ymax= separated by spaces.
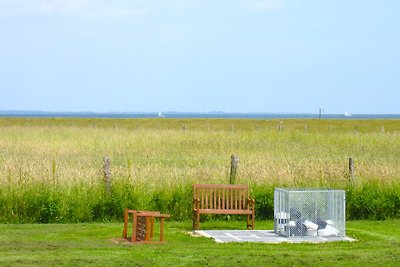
xmin=193 ymin=198 xmax=200 ymax=209
xmin=246 ymin=198 xmax=255 ymax=209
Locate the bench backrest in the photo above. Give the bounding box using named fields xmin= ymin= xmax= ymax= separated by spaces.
xmin=193 ymin=184 xmax=250 ymax=210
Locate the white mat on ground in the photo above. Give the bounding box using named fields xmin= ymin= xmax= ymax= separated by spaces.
xmin=194 ymin=230 xmax=355 ymax=243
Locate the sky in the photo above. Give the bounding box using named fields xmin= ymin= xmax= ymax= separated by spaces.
xmin=0 ymin=0 xmax=399 ymax=114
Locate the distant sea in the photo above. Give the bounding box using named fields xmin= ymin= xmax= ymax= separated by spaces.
xmin=1 ymin=111 xmax=400 ymax=119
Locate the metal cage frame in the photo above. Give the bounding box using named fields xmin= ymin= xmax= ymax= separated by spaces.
xmin=274 ymin=188 xmax=346 ymax=237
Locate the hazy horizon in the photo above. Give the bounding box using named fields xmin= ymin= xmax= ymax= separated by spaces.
xmin=1 ymin=109 xmax=399 ymax=116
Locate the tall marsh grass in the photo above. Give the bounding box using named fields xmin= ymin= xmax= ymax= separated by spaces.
xmin=0 ymin=118 xmax=399 ymax=222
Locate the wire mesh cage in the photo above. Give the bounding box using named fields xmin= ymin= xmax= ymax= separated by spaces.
xmin=274 ymin=188 xmax=346 ymax=237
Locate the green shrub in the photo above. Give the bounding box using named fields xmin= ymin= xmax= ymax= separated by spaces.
xmin=346 ymin=182 xmax=400 ymax=220
xmin=167 ymin=185 xmax=192 ymax=220
xmin=1 ymin=181 xmax=400 ymax=223
xmin=253 ymin=187 xmax=274 ymax=220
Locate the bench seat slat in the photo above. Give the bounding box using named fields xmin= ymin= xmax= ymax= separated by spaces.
xmin=197 ymin=209 xmax=253 ymax=215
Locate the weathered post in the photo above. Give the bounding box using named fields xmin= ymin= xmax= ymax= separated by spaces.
xmin=348 ymin=157 xmax=354 ymax=182
xmin=103 ymin=157 xmax=112 ymax=195
xmin=230 ymin=154 xmax=239 ymax=184
xmin=127 ymin=159 xmax=133 ymax=179
xmin=278 ymin=122 xmax=283 ymax=131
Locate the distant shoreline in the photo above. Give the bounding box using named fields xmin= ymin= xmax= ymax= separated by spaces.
xmin=1 ymin=111 xmax=400 ymax=119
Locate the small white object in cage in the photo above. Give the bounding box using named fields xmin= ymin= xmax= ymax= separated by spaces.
xmin=288 ymin=221 xmax=296 ymax=227
xmin=325 ymin=219 xmax=334 ymax=225
xmin=275 ymin=212 xmax=290 ymax=219
xmin=318 ymin=225 xmax=339 ymax=237
xmin=275 ymin=212 xmax=290 ymax=231
xmin=307 ymin=229 xmax=318 ymax=236
xmin=303 ymin=220 xmax=318 ymax=231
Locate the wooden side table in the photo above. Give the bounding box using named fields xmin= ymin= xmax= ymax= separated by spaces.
xmin=122 ymin=209 xmax=170 ymax=243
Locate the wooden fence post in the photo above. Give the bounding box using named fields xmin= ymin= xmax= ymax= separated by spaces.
xmin=349 ymin=157 xmax=354 ymax=182
xmin=103 ymin=157 xmax=112 ymax=195
xmin=278 ymin=121 xmax=283 ymax=131
xmin=230 ymin=155 xmax=239 ymax=184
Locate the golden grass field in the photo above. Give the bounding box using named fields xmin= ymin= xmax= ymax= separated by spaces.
xmin=1 ymin=118 xmax=399 ymax=187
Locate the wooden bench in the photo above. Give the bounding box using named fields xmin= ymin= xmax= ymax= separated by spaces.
xmin=122 ymin=209 xmax=170 ymax=243
xmin=193 ymin=184 xmax=255 ymax=230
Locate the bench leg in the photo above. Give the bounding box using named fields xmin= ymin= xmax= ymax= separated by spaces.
xmin=145 ymin=217 xmax=151 ymax=241
xmin=160 ymin=218 xmax=165 ymax=242
xmin=247 ymin=213 xmax=255 ymax=230
xmin=252 ymin=211 xmax=255 ymax=230
xmin=192 ymin=214 xmax=195 ymax=230
xmin=131 ymin=212 xmax=138 ymax=242
xmin=122 ymin=208 xmax=129 ymax=239
xmin=150 ymin=217 xmax=155 ymax=239
xmin=193 ymin=211 xmax=200 ymax=230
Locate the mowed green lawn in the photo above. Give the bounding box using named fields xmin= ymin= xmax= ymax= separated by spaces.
xmin=0 ymin=220 xmax=399 ymax=266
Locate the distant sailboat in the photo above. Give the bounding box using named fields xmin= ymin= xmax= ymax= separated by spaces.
xmin=158 ymin=111 xmax=165 ymax=118
xmin=344 ymin=111 xmax=352 ymax=117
